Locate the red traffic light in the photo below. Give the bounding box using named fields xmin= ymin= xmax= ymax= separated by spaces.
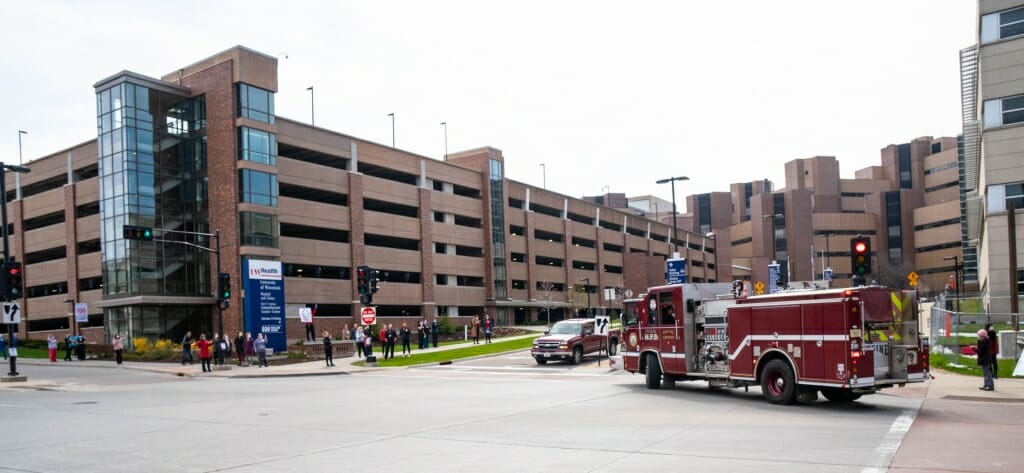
xmin=8 ymin=267 xmax=20 ymax=276
xmin=853 ymin=241 xmax=867 ymax=254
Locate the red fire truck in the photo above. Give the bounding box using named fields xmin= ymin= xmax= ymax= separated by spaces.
xmin=622 ymin=282 xmax=928 ymax=404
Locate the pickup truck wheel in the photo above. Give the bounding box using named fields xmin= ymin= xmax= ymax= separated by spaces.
xmin=645 ymin=353 xmax=662 ymax=389
xmin=535 ymin=357 xmax=548 ymax=365
xmin=608 ymin=339 xmax=619 ymax=356
xmin=760 ymin=359 xmax=796 ymax=404
xmin=571 ymin=347 xmax=583 ymax=365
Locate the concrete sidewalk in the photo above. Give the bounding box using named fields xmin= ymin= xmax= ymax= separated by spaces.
xmin=9 ymin=332 xmax=542 ymax=381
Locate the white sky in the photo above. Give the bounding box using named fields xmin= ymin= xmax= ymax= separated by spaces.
xmin=0 ymin=1 xmax=977 ymax=212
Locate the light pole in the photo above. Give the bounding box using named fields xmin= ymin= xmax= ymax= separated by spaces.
xmin=63 ymin=299 xmax=77 ymax=336
xmin=2 ymin=163 xmax=31 ymax=378
xmin=825 ymin=232 xmax=835 ymax=288
xmin=306 ymin=86 xmax=315 ymax=126
xmin=579 ymin=277 xmax=591 ymax=318
xmin=388 ymin=113 xmax=395 ymax=148
xmin=17 ymin=131 xmax=26 ymax=200
xmin=656 ymin=176 xmax=689 ymax=255
xmin=440 ymin=122 xmax=448 ymax=159
xmin=539 ymin=163 xmax=546 ymax=189
xmin=944 ymin=255 xmax=961 ymax=315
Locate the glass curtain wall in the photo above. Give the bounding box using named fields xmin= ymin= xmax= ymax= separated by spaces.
xmin=96 ymin=81 xmax=210 ymax=340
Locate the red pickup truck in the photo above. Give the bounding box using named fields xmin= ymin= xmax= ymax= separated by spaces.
xmin=530 ymin=318 xmax=620 ymax=365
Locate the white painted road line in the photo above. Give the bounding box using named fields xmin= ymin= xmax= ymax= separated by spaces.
xmin=860 ymin=408 xmax=918 ymax=473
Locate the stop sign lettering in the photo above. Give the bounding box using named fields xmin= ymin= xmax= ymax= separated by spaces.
xmin=360 ymin=306 xmax=377 ymax=325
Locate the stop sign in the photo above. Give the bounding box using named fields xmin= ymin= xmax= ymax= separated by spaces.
xmin=360 ymin=306 xmax=377 ymax=325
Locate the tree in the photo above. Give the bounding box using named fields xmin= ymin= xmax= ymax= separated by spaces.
xmin=537 ymin=282 xmax=559 ymax=326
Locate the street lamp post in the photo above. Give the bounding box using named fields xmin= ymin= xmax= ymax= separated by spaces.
xmin=63 ymin=299 xmax=77 ymax=336
xmin=825 ymin=232 xmax=835 ymax=288
xmin=944 ymin=255 xmax=961 ymax=315
xmin=539 ymin=163 xmax=546 ymax=189
xmin=306 ymin=86 xmax=314 ymax=126
xmin=2 ymin=163 xmax=31 ymax=378
xmin=580 ymin=277 xmax=591 ymax=318
xmin=440 ymin=122 xmax=448 ymax=159
xmin=387 ymin=112 xmax=395 ymax=147
xmin=656 ymin=176 xmax=689 ymax=255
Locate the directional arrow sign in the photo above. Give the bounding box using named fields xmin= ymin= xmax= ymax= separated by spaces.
xmin=2 ymin=302 xmax=20 ymax=324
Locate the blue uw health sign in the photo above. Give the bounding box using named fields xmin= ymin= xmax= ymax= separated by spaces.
xmin=666 ymin=258 xmax=687 ymax=284
xmin=243 ymin=260 xmax=286 ymax=353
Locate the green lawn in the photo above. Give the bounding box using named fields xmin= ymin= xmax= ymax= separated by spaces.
xmin=353 ymin=335 xmax=540 ymax=367
xmin=6 ymin=347 xmax=49 ymax=359
xmin=930 ymin=352 xmax=1018 ymax=378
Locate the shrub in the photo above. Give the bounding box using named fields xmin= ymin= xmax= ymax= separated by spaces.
xmin=130 ymin=337 xmax=176 ymax=360
xmin=438 ymin=314 xmax=455 ymax=335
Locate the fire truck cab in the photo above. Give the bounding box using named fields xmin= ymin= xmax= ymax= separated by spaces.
xmin=622 ymin=282 xmax=928 ymax=404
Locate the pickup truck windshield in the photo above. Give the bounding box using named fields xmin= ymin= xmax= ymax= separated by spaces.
xmin=549 ymin=323 xmax=581 ymax=335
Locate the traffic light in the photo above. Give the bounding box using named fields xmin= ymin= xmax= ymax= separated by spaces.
xmin=850 ymin=237 xmax=871 ymax=276
xmin=5 ymin=260 xmax=23 ymax=299
xmin=123 ymin=225 xmax=154 ymax=241
xmin=217 ymin=272 xmax=231 ymax=300
xmin=370 ymin=269 xmax=381 ymax=294
xmin=357 ymin=265 xmax=370 ymax=295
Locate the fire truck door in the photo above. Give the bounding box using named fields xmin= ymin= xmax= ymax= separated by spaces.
xmin=651 ymin=290 xmax=683 ymax=373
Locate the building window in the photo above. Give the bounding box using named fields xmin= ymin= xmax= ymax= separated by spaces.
xmin=240 ymin=212 xmax=278 ymax=248
xmin=983 ymin=95 xmax=1024 ymax=129
xmin=238 ymin=127 xmax=277 ymax=165
xmin=897 ymin=143 xmax=912 ymax=189
xmin=239 ymin=169 xmax=278 ymax=206
xmin=237 ymin=84 xmax=275 ymax=124
xmin=982 ymin=6 xmax=1024 ymax=44
xmin=1008 ymin=183 xmax=1024 ymax=210
xmin=1018 ymin=269 xmax=1024 ymax=293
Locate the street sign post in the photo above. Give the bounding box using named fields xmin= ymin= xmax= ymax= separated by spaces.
xmin=754 ymin=281 xmax=765 ymax=295
xmin=907 ymin=271 xmax=919 ymax=287
xmin=666 ymin=258 xmax=687 ymax=284
xmin=360 ymin=306 xmax=377 ymax=326
xmin=768 ymin=263 xmax=781 ymax=293
xmin=595 ymin=315 xmax=610 ymax=366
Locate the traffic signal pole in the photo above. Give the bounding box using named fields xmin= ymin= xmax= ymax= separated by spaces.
xmin=215 ymin=230 xmax=222 ymax=339
xmin=0 ymin=166 xmax=15 ymax=377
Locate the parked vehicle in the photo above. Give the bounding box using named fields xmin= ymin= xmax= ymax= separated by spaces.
xmin=531 ymin=318 xmax=620 ymax=365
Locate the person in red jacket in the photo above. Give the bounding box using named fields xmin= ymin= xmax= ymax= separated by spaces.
xmin=196 ymin=334 xmax=213 ymax=373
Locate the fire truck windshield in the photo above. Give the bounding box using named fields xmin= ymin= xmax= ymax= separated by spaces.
xmin=549 ymin=323 xmax=581 ymax=335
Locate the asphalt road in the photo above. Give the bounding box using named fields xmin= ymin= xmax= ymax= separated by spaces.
xmin=3 ymin=355 xmax=929 ymax=473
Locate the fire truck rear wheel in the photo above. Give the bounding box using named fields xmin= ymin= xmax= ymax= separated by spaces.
xmin=645 ymin=354 xmax=662 ymax=389
xmin=760 ymin=359 xmax=796 ymax=404
xmin=821 ymin=388 xmax=861 ymax=403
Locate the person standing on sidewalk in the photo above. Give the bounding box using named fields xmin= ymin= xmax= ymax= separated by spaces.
xmin=0 ymin=334 xmax=7 ymax=361
xmin=244 ymin=332 xmax=256 ymax=366
xmin=181 ymin=331 xmax=193 ymax=366
xmin=418 ymin=319 xmax=428 ymax=349
xmin=234 ymin=331 xmax=245 ymax=366
xmin=399 ymin=323 xmax=412 ymax=357
xmin=196 ymin=334 xmax=213 ymax=373
xmin=323 ymin=330 xmax=334 ymax=367
xmin=470 ymin=316 xmax=481 ymax=344
xmin=385 ymin=324 xmax=397 ymax=360
xmin=431 ymin=319 xmax=440 ymax=348
xmin=112 ymin=333 xmax=124 ymax=365
xmin=212 ymin=334 xmax=224 ymax=367
xmin=977 ymin=329 xmax=995 ymax=391
xmin=985 ymin=323 xmax=999 ymax=378
xmin=354 ymin=326 xmax=365 ymax=359
xmin=254 ymin=333 xmax=269 ymax=367
xmin=483 ymin=315 xmax=493 ymax=344
xmin=47 ymin=335 xmax=58 ymax=363
xmin=76 ymin=334 xmax=86 ymax=360
xmin=63 ymin=333 xmax=73 ymax=361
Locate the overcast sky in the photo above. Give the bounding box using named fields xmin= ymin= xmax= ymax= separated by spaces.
xmin=0 ymin=1 xmax=976 ymax=212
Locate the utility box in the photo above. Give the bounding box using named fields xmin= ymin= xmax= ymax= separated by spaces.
xmin=998 ymin=330 xmax=1020 ymax=359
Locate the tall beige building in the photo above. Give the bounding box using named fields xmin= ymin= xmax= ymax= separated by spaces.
xmin=962 ymin=0 xmax=1024 ymax=314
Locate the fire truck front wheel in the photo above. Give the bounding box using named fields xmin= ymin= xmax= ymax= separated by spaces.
xmin=760 ymin=359 xmax=796 ymax=404
xmin=645 ymin=354 xmax=662 ymax=389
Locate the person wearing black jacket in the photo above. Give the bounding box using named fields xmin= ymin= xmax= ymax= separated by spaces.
xmin=234 ymin=332 xmax=246 ymax=366
xmin=322 ymin=331 xmax=334 ymax=367
xmin=384 ymin=324 xmax=397 ymax=360
xmin=985 ymin=323 xmax=999 ymax=379
xmin=399 ymin=323 xmax=412 ymax=357
xmin=977 ymin=329 xmax=995 ymax=391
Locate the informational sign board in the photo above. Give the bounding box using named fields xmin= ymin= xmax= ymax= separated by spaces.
xmin=768 ymin=263 xmax=781 ymax=294
xmin=298 ymin=308 xmax=313 ymax=323
xmin=2 ymin=302 xmax=20 ymax=324
xmin=595 ymin=315 xmax=610 ymax=336
xmin=243 ymin=260 xmax=286 ymax=353
xmin=74 ymin=303 xmax=89 ymax=323
xmin=360 ymin=306 xmax=377 ymax=325
xmin=666 ymin=258 xmax=687 ymax=284
xmin=824 ymin=268 xmax=833 ymax=282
